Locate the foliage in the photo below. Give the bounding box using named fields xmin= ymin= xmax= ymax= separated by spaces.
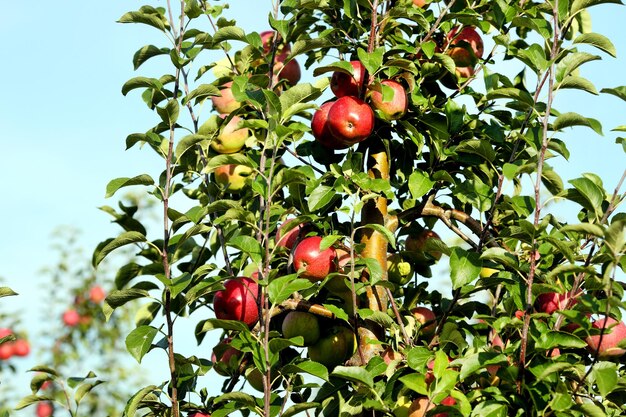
xmin=55 ymin=1 xmax=626 ymax=417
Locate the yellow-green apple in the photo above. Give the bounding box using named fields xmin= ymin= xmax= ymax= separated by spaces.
xmin=36 ymin=402 xmax=53 ymax=417
xmin=213 ymin=277 xmax=259 ymax=327
xmin=210 ymin=115 xmax=249 ymax=154
xmin=214 ymin=164 xmax=254 ymax=193
xmin=89 ymin=285 xmax=106 ymax=303
xmin=62 ymin=309 xmax=81 ymax=327
xmin=281 ymin=311 xmax=321 ymax=346
xmin=330 ymin=60 xmax=366 ymax=98
xmin=307 ymin=325 xmax=356 ymax=368
xmin=211 ymin=338 xmax=242 ymax=376
xmin=311 ymin=101 xmax=349 ymax=150
xmin=12 ymin=339 xmax=30 ymax=357
xmin=211 ymin=81 xmax=241 ymax=114
xmin=327 ymin=96 xmax=375 ymax=145
xmin=292 ymin=236 xmax=337 ymax=282
xmin=586 ymin=316 xmax=626 ymax=358
xmin=368 ymin=79 xmax=408 ymax=121
xmin=411 ymin=306 xmax=437 ymax=336
xmin=387 ymin=253 xmax=414 ymax=285
xmin=407 ymin=397 xmax=432 ymax=417
xmin=405 ymin=229 xmax=443 ymax=263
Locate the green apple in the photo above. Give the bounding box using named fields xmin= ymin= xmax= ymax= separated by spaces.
xmin=307 ymin=325 xmax=356 ymax=368
xmin=281 ymin=311 xmax=320 ymax=346
xmin=387 ymin=253 xmax=414 ymax=285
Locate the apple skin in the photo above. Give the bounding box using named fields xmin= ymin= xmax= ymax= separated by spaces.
xmin=63 ymin=309 xmax=81 ymax=327
xmin=327 ymin=96 xmax=375 ymax=145
xmin=12 ymin=339 xmax=30 ymax=357
xmin=368 ymin=79 xmax=408 ymax=121
xmin=211 ymin=115 xmax=249 ymax=154
xmin=214 ymin=164 xmax=254 ymax=193
xmin=446 ymin=26 xmax=484 ymax=67
xmin=292 ymin=236 xmax=337 ymax=282
xmin=307 ymin=325 xmax=356 ymax=368
xmin=387 ymin=253 xmax=414 ymax=285
xmin=0 ymin=342 xmax=13 ymax=360
xmin=36 ymin=402 xmax=54 ymax=417
xmin=189 ymin=413 xmax=211 ymax=417
xmin=211 ymin=81 xmax=241 ymax=114
xmin=89 ymin=285 xmax=106 ymax=303
xmin=411 ymin=306 xmax=437 ymax=336
xmin=211 ymin=338 xmax=242 ymax=376
xmin=535 ymin=292 xmax=575 ymax=314
xmin=311 ymin=101 xmax=350 ymax=150
xmin=405 ymin=230 xmax=443 ymax=263
xmin=281 ymin=311 xmax=321 ymax=346
xmin=213 ymin=277 xmax=259 ymax=328
xmin=412 ymin=0 xmax=427 ymax=6
xmin=330 ymin=60 xmax=366 ymax=98
xmin=275 ymin=218 xmax=305 ymax=250
xmin=274 ymin=58 xmax=301 ymax=86
xmin=586 ymin=316 xmax=626 ymax=358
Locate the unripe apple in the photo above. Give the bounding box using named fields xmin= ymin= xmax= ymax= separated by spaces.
xmin=327 ymin=96 xmax=375 ymax=145
xmin=36 ymin=402 xmax=53 ymax=417
xmin=480 ymin=267 xmax=498 ymax=278
xmin=214 ymin=164 xmax=254 ymax=193
xmin=368 ymin=79 xmax=408 ymax=121
xmin=89 ymin=285 xmax=106 ymax=303
xmin=387 ymin=253 xmax=414 ymax=285
xmin=211 ymin=81 xmax=241 ymax=114
xmin=330 ymin=61 xmax=366 ymax=98
xmin=311 ymin=101 xmax=349 ymax=150
xmin=211 ymin=115 xmax=249 ymax=154
xmin=213 ymin=277 xmax=259 ymax=327
xmin=405 ymin=230 xmax=443 ymax=263
xmin=586 ymin=316 xmax=626 ymax=358
xmin=292 ymin=236 xmax=337 ymax=282
xmin=63 ymin=309 xmax=81 ymax=327
xmin=411 ymin=306 xmax=437 ymax=336
xmin=446 ymin=26 xmax=484 ymax=67
xmin=12 ymin=339 xmax=30 ymax=357
xmin=307 ymin=325 xmax=356 ymax=368
xmin=281 ymin=311 xmax=320 ymax=346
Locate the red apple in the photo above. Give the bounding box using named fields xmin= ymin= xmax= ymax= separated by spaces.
xmin=275 ymin=218 xmax=305 ymax=250
xmin=274 ymin=58 xmax=301 ymax=86
xmin=214 ymin=164 xmax=254 ymax=193
xmin=12 ymin=339 xmax=30 ymax=357
xmin=211 ymin=81 xmax=241 ymax=114
xmin=307 ymin=325 xmax=356 ymax=368
xmin=211 ymin=115 xmax=249 ymax=154
xmin=260 ymin=30 xmax=290 ymax=56
xmin=412 ymin=0 xmax=427 ymax=6
xmin=446 ymin=26 xmax=483 ymax=78
xmin=0 ymin=342 xmax=13 ymax=360
xmin=327 ymin=96 xmax=375 ymax=145
xmin=405 ymin=229 xmax=443 ymax=263
xmin=282 ymin=311 xmax=320 ymax=346
xmin=368 ymin=79 xmax=408 ymax=121
xmin=411 ymin=306 xmax=437 ymax=336
xmin=89 ymin=285 xmax=106 ymax=303
xmin=211 ymin=338 xmax=242 ymax=376
xmin=63 ymin=309 xmax=81 ymax=327
xmin=586 ymin=316 xmax=626 ymax=358
xmin=0 ymin=328 xmax=13 ymax=339
xmin=189 ymin=413 xmax=211 ymax=417
xmin=292 ymin=236 xmax=337 ymax=282
xmin=330 ymin=60 xmax=366 ymax=98
xmin=213 ymin=277 xmax=259 ymax=327
xmin=36 ymin=402 xmax=53 ymax=417
xmin=535 ymin=292 xmax=576 ymax=314
xmin=311 ymin=101 xmax=349 ymax=150
xmin=382 ymin=346 xmax=403 ymax=365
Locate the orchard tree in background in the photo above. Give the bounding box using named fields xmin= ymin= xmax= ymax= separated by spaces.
xmin=66 ymin=0 xmax=626 ymax=416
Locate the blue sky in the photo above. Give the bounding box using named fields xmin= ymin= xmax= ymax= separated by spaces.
xmin=1 ymin=0 xmax=625 ymax=411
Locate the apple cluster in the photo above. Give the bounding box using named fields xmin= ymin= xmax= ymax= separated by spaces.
xmin=62 ymin=285 xmax=107 ymax=328
xmin=0 ymin=327 xmax=30 ymax=360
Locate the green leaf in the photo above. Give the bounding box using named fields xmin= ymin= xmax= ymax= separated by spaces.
xmin=358 ymin=224 xmax=396 ymax=250
xmin=227 ymin=235 xmax=263 ymax=264
xmin=175 ymin=134 xmax=208 ymax=160
xmin=486 ymin=88 xmax=535 ymax=108
xmin=601 ymin=86 xmax=626 ymax=102
xmin=578 ymin=402 xmax=608 ymax=417
xmin=93 ymin=232 xmax=148 ymax=267
xmin=0 ymin=287 xmax=17 ymax=298
xmin=15 ymin=395 xmax=52 ymax=410
xmin=542 ymin=168 xmax=564 ymax=196
xmin=449 ymin=248 xmax=481 ymax=290
xmin=282 ymin=360 xmax=329 ymax=382
xmin=121 ymin=77 xmax=163 ymax=96
xmin=281 ymin=403 xmax=319 ymax=417
xmin=536 ymin=331 xmax=587 ymax=349
xmin=182 ymin=84 xmax=221 ymax=105
xmin=290 ymin=38 xmax=337 ymax=58
xmin=557 ymin=75 xmax=598 ymax=95
xmin=212 ymin=26 xmax=248 ymax=45
xmin=308 ymin=185 xmax=336 ymax=212
xmin=132 ymin=45 xmax=169 ymax=70
xmin=571 ymin=0 xmax=623 ymax=16
xmin=214 ymin=391 xmax=257 ymax=406
xmin=408 ymin=170 xmax=435 ymax=199
xmin=480 ymin=247 xmax=519 ymax=270
xmin=573 ymin=33 xmax=617 ymax=57
xmin=279 ymin=81 xmax=325 ymax=122
xmin=592 ymin=362 xmax=618 ymax=397
xmin=125 ymin=325 xmax=158 ymax=363
xmin=124 ymin=385 xmax=159 ymax=417
xmin=553 ymin=112 xmax=603 ymax=135
xmin=157 ymin=99 xmax=180 ymax=127
xmin=196 ymin=318 xmax=249 ymax=333
xmin=118 ymin=11 xmax=168 ymax=32
xmin=105 ymin=175 xmax=155 ymax=198
xmin=556 ymin=52 xmax=600 ymax=83
xmin=569 ymin=177 xmax=605 ymax=217
xmin=75 ymin=380 xmax=105 ymax=405
xmin=103 ymin=288 xmax=151 ymax=321
xmin=455 ymin=139 xmax=496 ymax=162
xmin=560 ymin=223 xmax=605 ymax=237
xmin=331 ymin=366 xmax=374 ymax=388
xmin=267 ymin=276 xmax=314 ymax=305
xmin=357 ymin=47 xmax=384 ymax=75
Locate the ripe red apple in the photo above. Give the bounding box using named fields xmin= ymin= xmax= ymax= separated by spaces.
xmin=535 ymin=292 xmax=576 ymax=314
xmin=189 ymin=413 xmax=211 ymax=417
xmin=12 ymin=339 xmax=30 ymax=357
xmin=89 ymin=285 xmax=106 ymax=303
xmin=405 ymin=229 xmax=443 ymax=263
xmin=446 ymin=26 xmax=484 ymax=67
xmin=586 ymin=316 xmax=626 ymax=358
xmin=211 ymin=115 xmax=249 ymax=154
xmin=214 ymin=164 xmax=254 ymax=193
xmin=211 ymin=81 xmax=241 ymax=114
xmin=368 ymin=79 xmax=408 ymax=121
xmin=411 ymin=306 xmax=437 ymax=336
xmin=260 ymin=30 xmax=290 ymax=56
xmin=0 ymin=328 xmax=13 ymax=339
xmin=292 ymin=236 xmax=337 ymax=282
xmin=382 ymin=346 xmax=403 ymax=364
xmin=330 ymin=60 xmax=366 ymax=98
xmin=213 ymin=277 xmax=259 ymax=327
xmin=0 ymin=342 xmax=13 ymax=360
xmin=307 ymin=325 xmax=356 ymax=368
xmin=412 ymin=0 xmax=427 ymax=6
xmin=63 ymin=309 xmax=81 ymax=327
xmin=281 ymin=311 xmax=320 ymax=346
xmin=275 ymin=218 xmax=305 ymax=250
xmin=36 ymin=402 xmax=53 ymax=417
xmin=274 ymin=58 xmax=301 ymax=86
xmin=211 ymin=338 xmax=242 ymax=376
xmin=311 ymin=101 xmax=349 ymax=150
xmin=327 ymin=96 xmax=375 ymax=145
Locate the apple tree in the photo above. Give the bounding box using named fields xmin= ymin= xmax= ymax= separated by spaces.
xmin=83 ymin=0 xmax=626 ymax=416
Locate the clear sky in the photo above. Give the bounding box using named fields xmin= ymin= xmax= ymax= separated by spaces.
xmin=1 ymin=0 xmax=625 ymax=412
